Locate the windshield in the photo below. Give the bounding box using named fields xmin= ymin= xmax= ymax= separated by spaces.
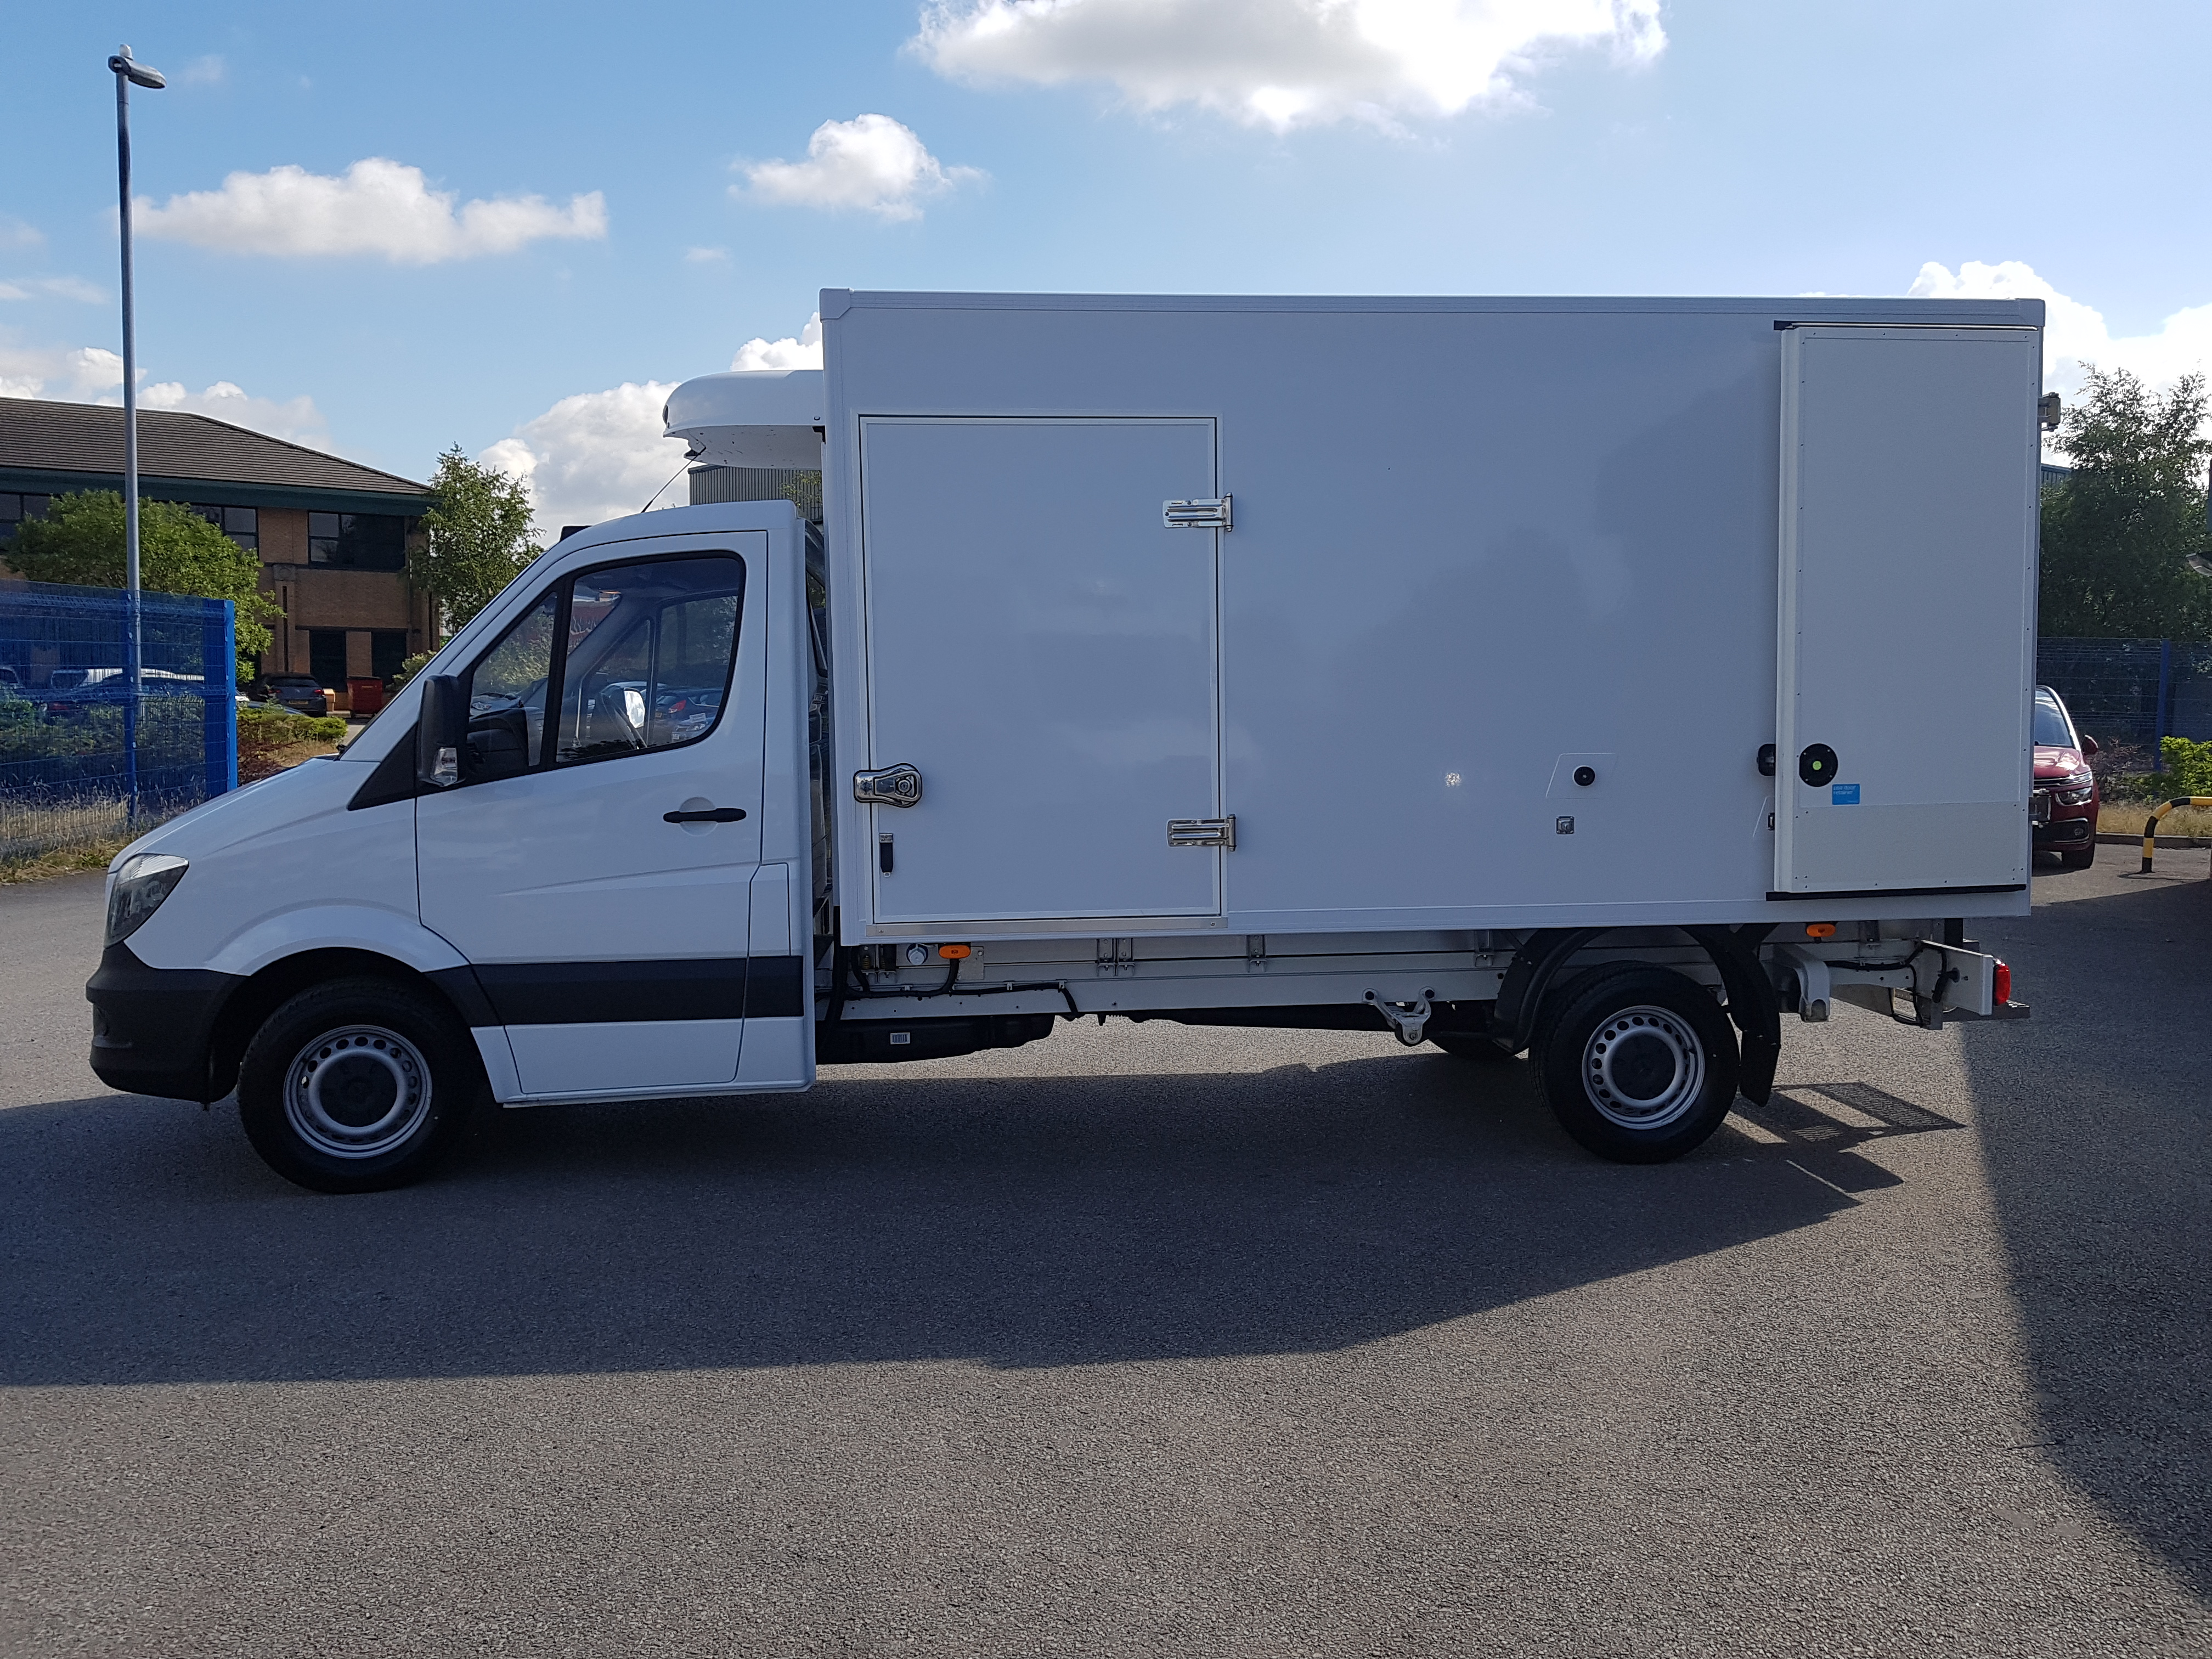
xmin=2032 ymin=694 xmax=2075 ymax=748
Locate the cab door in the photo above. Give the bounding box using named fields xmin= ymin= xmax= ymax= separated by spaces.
xmin=416 ymin=537 xmax=765 ymax=1097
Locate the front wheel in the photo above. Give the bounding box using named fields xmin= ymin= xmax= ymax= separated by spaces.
xmin=236 ymin=977 xmax=484 ymax=1193
xmin=2059 ymin=839 xmax=2097 ymax=870
xmin=1537 ymin=963 xmax=1740 ymax=1164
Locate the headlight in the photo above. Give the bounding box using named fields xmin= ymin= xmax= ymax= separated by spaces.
xmin=2056 ymin=769 xmax=2095 ymax=806
xmin=105 ymin=853 xmax=189 ymax=947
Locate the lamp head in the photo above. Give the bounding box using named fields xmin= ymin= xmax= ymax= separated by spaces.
xmin=108 ymin=47 xmax=167 ymax=89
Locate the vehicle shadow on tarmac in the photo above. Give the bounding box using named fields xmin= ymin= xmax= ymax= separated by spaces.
xmin=1965 ymin=864 xmax=2212 ymax=1600
xmin=3 ymin=1045 xmax=1861 ymax=1391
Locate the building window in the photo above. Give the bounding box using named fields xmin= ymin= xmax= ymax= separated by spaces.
xmin=0 ymin=492 xmax=51 ymax=548
xmin=371 ymin=630 xmax=409 ymax=685
xmin=187 ymin=503 xmax=258 ymax=554
xmin=308 ymin=512 xmax=406 ymax=570
xmin=308 ymin=630 xmax=349 ymax=689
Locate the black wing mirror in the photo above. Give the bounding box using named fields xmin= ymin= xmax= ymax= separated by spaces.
xmin=416 ymin=675 xmax=467 ymax=789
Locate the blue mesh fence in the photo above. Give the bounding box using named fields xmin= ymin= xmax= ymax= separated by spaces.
xmin=1 ymin=580 xmax=237 ymax=862
xmin=2035 ymin=638 xmax=2212 ymax=770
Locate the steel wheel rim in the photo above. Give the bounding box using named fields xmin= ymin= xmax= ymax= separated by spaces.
xmin=284 ymin=1024 xmax=431 ymax=1159
xmin=1582 ymin=1005 xmax=1705 ymax=1130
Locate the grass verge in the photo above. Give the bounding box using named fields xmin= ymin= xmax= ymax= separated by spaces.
xmin=2100 ymin=800 xmax=2212 ymax=839
xmin=0 ymin=834 xmax=132 ymax=885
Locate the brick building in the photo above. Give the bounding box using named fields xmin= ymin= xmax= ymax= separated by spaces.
xmin=0 ymin=398 xmax=436 ymax=688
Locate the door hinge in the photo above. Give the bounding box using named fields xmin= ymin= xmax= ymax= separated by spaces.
xmin=1167 ymin=816 xmax=1235 ymax=849
xmin=854 ymin=763 xmax=923 ymax=807
xmin=1163 ymin=496 xmax=1232 ymax=531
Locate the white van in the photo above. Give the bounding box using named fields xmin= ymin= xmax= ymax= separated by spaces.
xmin=87 ymin=290 xmax=2039 ymax=1192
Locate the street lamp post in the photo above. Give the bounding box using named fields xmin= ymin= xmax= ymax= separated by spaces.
xmin=108 ymin=43 xmax=165 ymax=826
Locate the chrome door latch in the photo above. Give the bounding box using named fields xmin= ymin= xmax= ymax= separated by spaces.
xmin=854 ymin=763 xmax=923 ymax=807
xmin=1163 ymin=496 xmax=1232 ymax=531
xmin=1167 ymin=816 xmax=1235 ymax=849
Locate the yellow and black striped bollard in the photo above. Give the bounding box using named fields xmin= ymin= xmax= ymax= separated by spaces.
xmin=2139 ymin=798 xmax=2212 ymax=873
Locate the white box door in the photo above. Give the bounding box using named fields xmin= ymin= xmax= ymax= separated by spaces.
xmin=1775 ymin=326 xmax=2039 ymax=896
xmin=859 ymin=417 xmax=1222 ymax=924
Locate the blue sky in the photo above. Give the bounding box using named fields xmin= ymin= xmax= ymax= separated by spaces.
xmin=4 ymin=1 xmax=2208 ymax=534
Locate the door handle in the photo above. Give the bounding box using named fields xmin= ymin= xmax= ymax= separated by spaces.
xmin=663 ymin=806 xmax=747 ymax=823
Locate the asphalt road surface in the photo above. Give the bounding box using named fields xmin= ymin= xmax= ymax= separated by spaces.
xmin=3 ymin=856 xmax=2208 ymax=1657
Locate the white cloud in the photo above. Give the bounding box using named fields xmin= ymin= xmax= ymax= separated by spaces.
xmin=912 ymin=0 xmax=1664 ymax=130
xmin=0 ymin=217 xmax=43 ymax=250
xmin=0 ymin=340 xmax=122 ymax=402
xmin=482 ymin=381 xmax=690 ymax=541
xmin=1909 ymin=260 xmax=2212 ymax=408
xmin=0 ymin=275 xmax=105 ymax=303
xmin=141 ymin=380 xmax=328 ymax=445
xmin=731 ymin=313 xmax=822 ymax=371
xmin=137 ymin=158 xmax=608 ymax=263
xmin=740 ymin=115 xmax=982 ymax=220
xmin=176 ymin=54 xmax=226 ymax=87
xmin=685 ymin=246 xmax=730 ymax=263
xmin=0 ymin=335 xmax=326 ymax=444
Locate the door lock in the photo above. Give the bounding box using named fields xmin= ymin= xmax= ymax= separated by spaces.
xmin=855 ymin=763 xmax=923 ymax=807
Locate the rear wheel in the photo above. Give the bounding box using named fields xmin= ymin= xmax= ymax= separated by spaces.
xmin=1537 ymin=963 xmax=1739 ymax=1163
xmin=236 ymin=977 xmax=483 ymax=1193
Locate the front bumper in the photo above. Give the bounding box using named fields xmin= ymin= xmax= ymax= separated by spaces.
xmin=2032 ymin=813 xmax=2094 ymax=846
xmin=86 ymin=943 xmax=242 ymax=1102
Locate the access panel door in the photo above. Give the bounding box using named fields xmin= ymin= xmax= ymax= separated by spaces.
xmin=859 ymin=417 xmax=1222 ymax=924
xmin=417 ymin=538 xmax=766 ymax=1097
xmin=1775 ymin=326 xmax=2039 ymax=896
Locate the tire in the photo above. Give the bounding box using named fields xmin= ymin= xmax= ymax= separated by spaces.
xmin=2059 ymin=840 xmax=2097 ymax=870
xmin=236 ymin=977 xmax=484 ymax=1193
xmin=1429 ymin=1031 xmax=1517 ymax=1061
xmin=1536 ymin=963 xmax=1740 ymax=1164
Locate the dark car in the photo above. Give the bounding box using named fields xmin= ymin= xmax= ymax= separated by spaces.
xmin=257 ymin=674 xmax=331 ymax=717
xmin=2033 ymin=684 xmax=2099 ymax=868
xmin=38 ymin=667 xmax=205 ymax=718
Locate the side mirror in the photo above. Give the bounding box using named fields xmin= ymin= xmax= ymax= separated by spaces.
xmin=2081 ymin=734 xmax=2099 ymax=757
xmin=416 ymin=675 xmax=466 ymax=789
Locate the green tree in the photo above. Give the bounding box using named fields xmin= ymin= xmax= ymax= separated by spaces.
xmin=413 ymin=446 xmax=542 ymax=633
xmin=2040 ymin=366 xmax=2212 ymax=639
xmin=5 ymin=490 xmax=281 ymax=670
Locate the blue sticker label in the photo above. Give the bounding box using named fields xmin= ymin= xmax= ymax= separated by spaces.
xmin=1831 ymin=783 xmax=1860 ymax=805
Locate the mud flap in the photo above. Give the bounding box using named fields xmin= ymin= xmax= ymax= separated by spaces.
xmin=1688 ymin=924 xmax=1781 ymax=1106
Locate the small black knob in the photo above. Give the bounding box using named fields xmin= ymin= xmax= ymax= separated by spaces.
xmin=1757 ymin=743 xmax=1776 ymax=777
xmin=1798 ymin=743 xmax=1839 ymax=787
xmin=1572 ymin=765 xmax=1596 ymax=787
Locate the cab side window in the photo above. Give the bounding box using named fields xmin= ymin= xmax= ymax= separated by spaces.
xmin=550 ymin=557 xmax=745 ymax=766
xmin=459 ymin=554 xmax=745 ymax=781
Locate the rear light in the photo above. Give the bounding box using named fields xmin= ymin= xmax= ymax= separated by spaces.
xmin=1994 ymin=960 xmax=2012 ymax=1006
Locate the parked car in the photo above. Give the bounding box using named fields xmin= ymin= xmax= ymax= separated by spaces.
xmin=257 ymin=674 xmax=332 ymax=717
xmin=2033 ymin=684 xmax=2099 ymax=868
xmin=40 ymin=668 xmax=206 ymax=718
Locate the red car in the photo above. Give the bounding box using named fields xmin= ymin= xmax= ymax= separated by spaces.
xmin=2033 ymin=685 xmax=2100 ymax=868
